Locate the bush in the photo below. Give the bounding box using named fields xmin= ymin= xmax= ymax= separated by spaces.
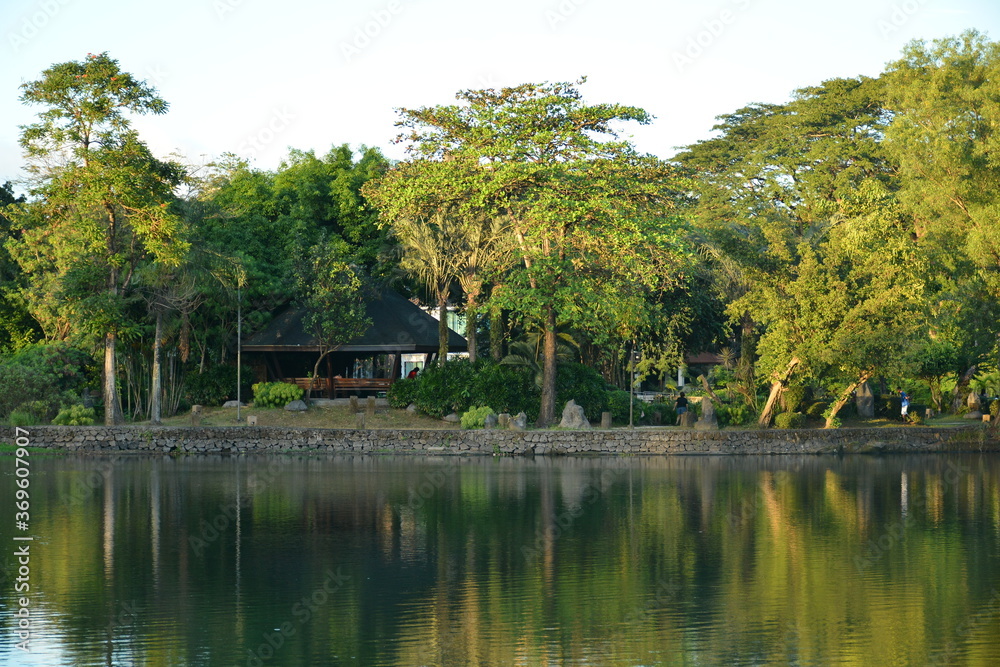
xmin=556 ymin=363 xmax=609 ymax=421
xmin=387 ymin=377 xmax=418 ymax=408
xmin=717 ymin=402 xmax=755 ymax=427
xmin=991 ymin=400 xmax=999 ymax=419
xmin=6 ymin=342 xmax=97 ymax=393
xmin=7 ymin=408 xmax=40 ymax=427
xmin=781 ymin=385 xmax=808 ymax=413
xmin=805 ymin=401 xmax=829 ymax=418
xmin=185 ymin=364 xmax=254 ymax=407
xmin=470 ymin=362 xmax=538 ymax=419
xmin=412 ymin=359 xmax=477 ymax=418
xmin=461 ymin=406 xmax=496 ymax=429
xmin=252 ymin=382 xmax=304 ymax=408
xmin=774 ymin=412 xmax=806 ymax=429
xmin=52 ymin=404 xmax=97 ymax=425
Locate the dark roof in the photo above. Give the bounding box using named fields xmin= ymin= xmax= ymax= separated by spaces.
xmin=243 ymin=288 xmax=467 ymax=353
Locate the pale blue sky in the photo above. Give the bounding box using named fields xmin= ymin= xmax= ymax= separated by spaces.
xmin=2 ymin=0 xmax=998 ymax=185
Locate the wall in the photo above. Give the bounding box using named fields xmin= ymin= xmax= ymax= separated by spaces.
xmin=13 ymin=424 xmax=997 ymax=455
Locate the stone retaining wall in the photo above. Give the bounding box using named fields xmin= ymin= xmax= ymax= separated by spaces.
xmin=13 ymin=424 xmax=998 ymax=455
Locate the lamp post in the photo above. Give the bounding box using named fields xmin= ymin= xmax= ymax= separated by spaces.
xmin=236 ymin=280 xmax=243 ymax=423
xmin=629 ymin=341 xmax=639 ymax=429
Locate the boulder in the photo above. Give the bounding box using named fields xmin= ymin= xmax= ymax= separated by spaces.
xmin=855 ymin=382 xmax=874 ymax=418
xmin=679 ymin=411 xmax=696 ymax=428
xmin=498 ymin=413 xmax=511 ymax=429
xmin=510 ymin=412 xmax=528 ymax=430
xmin=694 ymin=396 xmax=718 ymax=430
xmin=560 ymin=399 xmax=591 ymax=429
xmin=223 ymin=400 xmax=245 ymax=408
xmin=442 ymin=412 xmax=461 ymax=423
xmin=406 ymin=403 xmax=418 ymax=413
xmin=284 ymin=400 xmax=308 ymax=411
xmin=483 ymin=413 xmax=498 ymax=429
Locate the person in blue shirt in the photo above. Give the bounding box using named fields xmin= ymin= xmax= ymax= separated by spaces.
xmin=897 ymin=387 xmax=909 ymax=422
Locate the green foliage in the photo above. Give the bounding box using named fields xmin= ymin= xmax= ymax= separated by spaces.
xmin=387 ymin=377 xmax=418 ymax=409
xmin=469 ymin=362 xmax=538 ymax=420
xmin=717 ymin=403 xmax=755 ymax=428
xmin=781 ymin=385 xmax=808 ymax=413
xmin=806 ymin=401 xmax=829 ymax=418
xmin=184 ymin=364 xmax=253 ymax=407
xmin=412 ymin=360 xmax=477 ymax=418
xmin=774 ymin=412 xmax=806 ymax=429
xmin=461 ymin=406 xmax=496 ymax=429
xmin=555 ymin=363 xmax=609 ymax=421
xmin=6 ymin=409 xmax=39 ymax=428
xmin=0 ymin=358 xmax=81 ymax=421
xmin=991 ymin=400 xmax=999 ymax=419
xmin=251 ymin=382 xmax=304 ymax=408
xmin=52 ymin=404 xmax=96 ymax=425
xmin=606 ymin=390 xmax=634 ymax=423
xmin=6 ymin=342 xmax=96 ymax=393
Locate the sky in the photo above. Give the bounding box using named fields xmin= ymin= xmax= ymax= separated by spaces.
xmin=2 ymin=0 xmax=999 ymax=188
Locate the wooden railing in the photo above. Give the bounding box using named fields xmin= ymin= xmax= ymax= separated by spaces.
xmin=282 ymin=377 xmax=394 ymax=398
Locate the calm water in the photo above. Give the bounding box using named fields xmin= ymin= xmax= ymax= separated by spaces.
xmin=2 ymin=452 xmax=1000 ymax=666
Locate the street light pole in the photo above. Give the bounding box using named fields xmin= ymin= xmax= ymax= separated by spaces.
xmin=236 ymin=283 xmax=242 ymax=423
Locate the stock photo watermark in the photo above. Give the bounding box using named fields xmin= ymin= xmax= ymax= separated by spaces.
xmin=521 ymin=467 xmax=623 ymax=563
xmin=854 ymin=460 xmax=968 ymax=573
xmin=238 ymin=108 xmax=296 ymax=161
xmin=877 ymin=0 xmax=928 ymax=38
xmin=545 ymin=0 xmax=589 ymax=31
xmin=8 ymin=0 xmax=73 ymax=53
xmin=10 ymin=428 xmax=34 ymax=653
xmin=340 ymin=1 xmax=403 ymax=63
xmin=673 ymin=0 xmax=753 ymax=73
xmin=238 ymin=567 xmax=351 ymax=667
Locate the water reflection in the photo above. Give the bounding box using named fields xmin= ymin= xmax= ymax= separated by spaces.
xmin=1 ymin=453 xmax=999 ymax=665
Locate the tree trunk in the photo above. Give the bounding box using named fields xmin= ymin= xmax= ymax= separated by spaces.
xmin=537 ymin=305 xmax=558 ymax=427
xmin=150 ymin=309 xmax=163 ymax=425
xmin=951 ymin=365 xmax=978 ymax=414
xmin=490 ymin=306 xmax=504 ymax=361
xmin=824 ymin=371 xmax=873 ymax=428
xmin=104 ymin=331 xmax=124 ymax=425
xmin=465 ymin=297 xmax=478 ymax=364
xmin=306 ymin=351 xmax=331 ymax=405
xmin=438 ymin=290 xmax=449 ymax=363
xmin=758 ymin=357 xmax=800 ymax=428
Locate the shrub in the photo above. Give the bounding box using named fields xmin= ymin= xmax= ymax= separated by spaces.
xmin=461 ymin=406 xmax=496 ymax=429
xmin=781 ymin=385 xmax=808 ymax=413
xmin=252 ymin=382 xmax=304 ymax=408
xmin=7 ymin=409 xmax=40 ymax=427
xmin=7 ymin=342 xmax=97 ymax=393
xmin=717 ymin=402 xmax=755 ymax=427
xmin=387 ymin=377 xmax=418 ymax=408
xmin=805 ymin=401 xmax=829 ymax=418
xmin=556 ymin=363 xmax=609 ymax=420
xmin=991 ymin=400 xmax=999 ymax=418
xmin=774 ymin=412 xmax=806 ymax=429
xmin=412 ymin=359 xmax=477 ymax=418
xmin=185 ymin=364 xmax=254 ymax=407
xmin=469 ymin=362 xmax=538 ymax=419
xmin=53 ymin=404 xmax=97 ymax=426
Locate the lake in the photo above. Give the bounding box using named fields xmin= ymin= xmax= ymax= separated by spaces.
xmin=2 ymin=452 xmax=999 ymax=666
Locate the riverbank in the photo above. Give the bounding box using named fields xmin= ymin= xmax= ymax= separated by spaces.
xmin=10 ymin=423 xmax=998 ymax=455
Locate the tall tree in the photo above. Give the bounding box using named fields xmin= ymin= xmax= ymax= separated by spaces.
xmin=366 ymin=79 xmax=692 ymax=425
xmin=883 ymin=30 xmax=1000 ymax=410
xmin=11 ymin=52 xmax=188 ymax=424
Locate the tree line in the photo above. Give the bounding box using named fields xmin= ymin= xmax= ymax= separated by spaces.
xmin=2 ymin=30 xmax=998 ymax=427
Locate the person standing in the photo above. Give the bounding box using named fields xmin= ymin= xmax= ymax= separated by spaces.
xmin=675 ymin=391 xmax=688 ymax=425
xmin=898 ymin=388 xmax=909 ymax=422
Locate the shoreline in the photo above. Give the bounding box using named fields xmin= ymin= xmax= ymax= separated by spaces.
xmin=7 ymin=423 xmax=998 ymax=456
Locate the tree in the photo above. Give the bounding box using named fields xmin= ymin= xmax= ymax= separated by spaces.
xmin=11 ymin=52 xmax=188 ymax=424
xmin=366 ymin=79 xmax=692 ymax=425
xmin=298 ymin=239 xmax=371 ymax=402
xmin=883 ymin=30 xmax=1000 ymax=411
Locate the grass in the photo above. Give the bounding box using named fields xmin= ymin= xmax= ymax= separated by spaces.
xmin=154 ymin=403 xmax=462 ymax=430
xmin=0 ymin=442 xmax=63 ymax=455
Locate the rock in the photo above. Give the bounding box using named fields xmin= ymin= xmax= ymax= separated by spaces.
xmin=560 ymin=400 xmax=591 ymax=429
xmin=246 ymin=416 xmax=258 ymax=426
xmin=284 ymin=400 xmax=308 ymax=411
xmin=483 ymin=414 xmax=498 ymax=429
xmin=679 ymin=411 xmax=696 ymax=428
xmin=223 ymin=400 xmax=245 ymax=408
xmin=442 ymin=413 xmax=461 ymax=423
xmin=964 ymin=411 xmax=983 ymax=420
xmin=855 ymin=382 xmax=874 ymax=418
xmin=510 ymin=412 xmax=528 ymax=430
xmin=601 ymin=411 xmax=613 ymax=429
xmin=498 ymin=413 xmax=511 ymax=428
xmin=406 ymin=403 xmax=417 ymax=413
xmin=695 ymin=397 xmax=718 ymax=430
